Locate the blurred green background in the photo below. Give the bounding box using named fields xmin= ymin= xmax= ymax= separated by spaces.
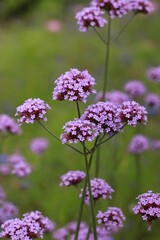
xmin=0 ymin=0 xmax=160 ymax=239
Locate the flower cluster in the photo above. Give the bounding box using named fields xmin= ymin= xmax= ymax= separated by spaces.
xmin=91 ymin=0 xmax=128 ymax=18
xmin=146 ymin=66 xmax=160 ymax=82
xmin=15 ymin=98 xmax=51 ymax=124
xmin=105 ymin=90 xmax=129 ymax=105
xmin=124 ymin=80 xmax=146 ymax=98
xmin=80 ymin=178 xmax=114 ymax=205
xmin=145 ymin=93 xmax=160 ymax=109
xmin=97 ymin=207 xmax=126 ymax=233
xmin=0 ymin=153 xmax=32 ymax=178
xmin=127 ymin=0 xmax=154 ymax=14
xmin=128 ymin=134 xmax=149 ymax=154
xmin=118 ymin=101 xmax=147 ymax=127
xmin=81 ymin=101 xmax=122 ymax=134
xmin=0 ymin=211 xmax=55 ymax=239
xmin=0 ymin=114 xmax=21 ymax=135
xmin=60 ymin=170 xmax=86 ymax=187
xmin=76 ymin=6 xmax=107 ymax=32
xmin=0 ymin=201 xmax=18 ymax=225
xmin=53 ymin=68 xmax=96 ymax=103
xmin=61 ymin=119 xmax=98 ymax=144
xmin=133 ymin=191 xmax=160 ymax=230
xmin=30 ymin=137 xmax=49 ymax=155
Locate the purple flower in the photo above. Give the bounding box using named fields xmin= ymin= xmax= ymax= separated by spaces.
xmin=0 ymin=164 xmax=10 ymax=175
xmin=60 ymin=170 xmax=86 ymax=187
xmin=52 ymin=68 xmax=96 ymax=103
xmin=8 ymin=153 xmax=32 ymax=178
xmin=127 ymin=0 xmax=154 ymax=14
xmin=105 ymin=90 xmax=129 ymax=105
xmin=118 ymin=101 xmax=147 ymax=127
xmin=0 ymin=114 xmax=21 ymax=135
xmin=0 ymin=210 xmax=54 ymax=239
xmin=128 ymin=134 xmax=149 ymax=154
xmin=30 ymin=137 xmax=49 ymax=155
xmin=0 ymin=201 xmax=18 ymax=225
xmin=91 ymin=0 xmax=128 ymax=18
xmin=61 ymin=119 xmax=99 ymax=144
xmin=53 ymin=227 xmax=69 ymax=240
xmin=0 ymin=187 xmax=5 ymax=201
xmin=145 ymin=93 xmax=160 ymax=109
xmin=124 ymin=80 xmax=146 ymax=98
xmin=146 ymin=66 xmax=160 ymax=82
xmin=81 ymin=101 xmax=122 ymax=134
xmin=97 ymin=207 xmax=126 ymax=233
xmin=76 ymin=6 xmax=107 ymax=32
xmin=151 ymin=140 xmax=160 ymax=150
xmin=80 ymin=178 xmax=114 ymax=205
xmin=66 ymin=221 xmax=87 ymax=234
xmin=15 ymin=98 xmax=51 ymax=124
xmin=133 ymin=190 xmax=160 ymax=230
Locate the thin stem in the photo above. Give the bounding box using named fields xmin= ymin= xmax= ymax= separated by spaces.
xmin=83 ymin=145 xmax=97 ymax=240
xmin=37 ymin=120 xmax=84 ymax=156
xmin=102 ymin=16 xmax=111 ymax=100
xmin=86 ymin=222 xmax=92 ymax=240
xmin=95 ymin=147 xmax=100 ymax=178
xmin=76 ymin=101 xmax=81 ymax=118
xmin=111 ymin=14 xmax=135 ymax=43
xmin=93 ymin=27 xmax=108 ymax=46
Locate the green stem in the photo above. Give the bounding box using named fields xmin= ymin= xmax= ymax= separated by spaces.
xmin=37 ymin=120 xmax=84 ymax=156
xmin=83 ymin=145 xmax=97 ymax=240
xmin=111 ymin=14 xmax=135 ymax=43
xmin=102 ymin=16 xmax=111 ymax=100
xmin=76 ymin=101 xmax=81 ymax=118
xmin=95 ymin=147 xmax=100 ymax=178
xmin=93 ymin=27 xmax=108 ymax=46
xmin=135 ymin=154 xmax=141 ymax=194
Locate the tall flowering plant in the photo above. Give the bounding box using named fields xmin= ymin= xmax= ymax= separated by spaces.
xmin=1 ymin=0 xmax=159 ymax=239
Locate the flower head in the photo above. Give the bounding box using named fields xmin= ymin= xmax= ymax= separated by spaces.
xmin=0 ymin=201 xmax=18 ymax=225
xmin=53 ymin=68 xmax=96 ymax=103
xmin=60 ymin=170 xmax=86 ymax=187
xmin=81 ymin=101 xmax=122 ymax=134
xmin=151 ymin=140 xmax=160 ymax=151
xmin=61 ymin=119 xmax=98 ymax=144
xmin=146 ymin=66 xmax=160 ymax=82
xmin=80 ymin=178 xmax=114 ymax=205
xmin=76 ymin=6 xmax=107 ymax=32
xmin=53 ymin=227 xmax=69 ymax=240
xmin=0 ymin=114 xmax=21 ymax=135
xmin=133 ymin=191 xmax=160 ymax=230
xmin=105 ymin=90 xmax=129 ymax=105
xmin=118 ymin=101 xmax=147 ymax=127
xmin=97 ymin=207 xmax=125 ymax=233
xmin=127 ymin=0 xmax=154 ymax=14
xmin=30 ymin=138 xmax=49 ymax=155
xmin=128 ymin=134 xmax=149 ymax=154
xmin=145 ymin=93 xmax=160 ymax=109
xmin=91 ymin=0 xmax=128 ymax=18
xmin=124 ymin=80 xmax=146 ymax=98
xmin=15 ymin=98 xmax=51 ymax=124
xmin=0 ymin=211 xmax=54 ymax=239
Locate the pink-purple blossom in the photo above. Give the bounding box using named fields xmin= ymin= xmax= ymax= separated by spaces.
xmin=127 ymin=0 xmax=154 ymax=14
xmin=0 ymin=114 xmax=21 ymax=135
xmin=124 ymin=80 xmax=146 ymax=98
xmin=53 ymin=227 xmax=69 ymax=240
xmin=91 ymin=0 xmax=128 ymax=18
xmin=30 ymin=137 xmax=49 ymax=155
xmin=133 ymin=190 xmax=160 ymax=230
xmin=60 ymin=170 xmax=86 ymax=187
xmin=52 ymin=68 xmax=96 ymax=103
xmin=145 ymin=93 xmax=160 ymax=109
xmin=80 ymin=178 xmax=114 ymax=204
xmin=151 ymin=140 xmax=160 ymax=151
xmin=128 ymin=134 xmax=149 ymax=154
xmin=76 ymin=6 xmax=107 ymax=32
xmin=0 ymin=210 xmax=54 ymax=239
xmin=118 ymin=101 xmax=147 ymax=127
xmin=105 ymin=90 xmax=129 ymax=105
xmin=15 ymin=98 xmax=51 ymax=124
xmin=81 ymin=101 xmax=122 ymax=134
xmin=146 ymin=66 xmax=160 ymax=82
xmin=0 ymin=201 xmax=18 ymax=225
xmin=97 ymin=207 xmax=126 ymax=233
xmin=61 ymin=119 xmax=99 ymax=144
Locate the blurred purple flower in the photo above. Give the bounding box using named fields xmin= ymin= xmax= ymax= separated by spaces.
xmin=46 ymin=20 xmax=62 ymax=32
xmin=128 ymin=134 xmax=149 ymax=154
xmin=30 ymin=137 xmax=49 ymax=155
xmin=151 ymin=140 xmax=160 ymax=151
xmin=105 ymin=90 xmax=129 ymax=105
xmin=0 ymin=187 xmax=5 ymax=201
xmin=124 ymin=80 xmax=146 ymax=98
xmin=146 ymin=66 xmax=160 ymax=82
xmin=145 ymin=93 xmax=160 ymax=109
xmin=0 ymin=114 xmax=21 ymax=135
xmin=60 ymin=170 xmax=86 ymax=187
xmin=133 ymin=190 xmax=160 ymax=230
xmin=0 ymin=201 xmax=18 ymax=225
xmin=127 ymin=0 xmax=154 ymax=14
